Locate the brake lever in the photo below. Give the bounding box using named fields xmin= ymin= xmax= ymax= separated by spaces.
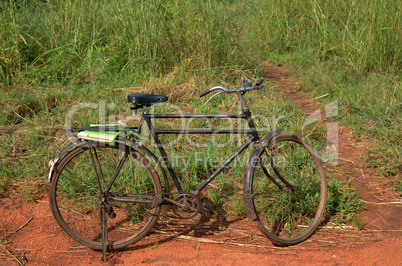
xmin=202 ymin=91 xmax=225 ymax=107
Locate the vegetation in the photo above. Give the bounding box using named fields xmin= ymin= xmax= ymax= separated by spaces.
xmin=1 ymin=0 xmax=400 ymax=225
xmin=243 ymin=0 xmax=401 ymax=183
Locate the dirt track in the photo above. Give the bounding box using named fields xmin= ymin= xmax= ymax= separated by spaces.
xmin=1 ymin=64 xmax=401 ymax=265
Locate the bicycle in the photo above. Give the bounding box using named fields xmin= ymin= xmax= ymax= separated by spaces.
xmin=48 ymin=77 xmax=327 ymax=260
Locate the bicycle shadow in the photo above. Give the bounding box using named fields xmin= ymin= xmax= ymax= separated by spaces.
xmin=101 ymin=175 xmax=246 ymax=259
xmin=104 ymin=207 xmax=244 ymax=258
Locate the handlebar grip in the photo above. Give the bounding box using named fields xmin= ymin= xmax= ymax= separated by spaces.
xmin=199 ymin=89 xmax=211 ymax=97
xmin=256 ymin=77 xmax=265 ymax=86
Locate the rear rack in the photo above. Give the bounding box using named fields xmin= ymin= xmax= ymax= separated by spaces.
xmin=69 ymin=125 xmax=137 ymax=132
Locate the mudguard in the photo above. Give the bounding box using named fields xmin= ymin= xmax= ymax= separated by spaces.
xmin=48 ymin=139 xmax=85 ymax=181
xmin=243 ymin=128 xmax=284 ymax=221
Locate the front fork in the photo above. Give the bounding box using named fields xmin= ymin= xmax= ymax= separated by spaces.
xmin=263 ymin=147 xmax=296 ymax=192
xmin=243 ymin=130 xmax=294 ymax=221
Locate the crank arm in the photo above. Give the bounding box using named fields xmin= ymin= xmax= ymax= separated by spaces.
xmin=163 ymin=197 xmax=188 ymax=209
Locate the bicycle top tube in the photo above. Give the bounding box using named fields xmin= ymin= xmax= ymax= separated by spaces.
xmin=136 ymin=108 xmax=259 ymax=138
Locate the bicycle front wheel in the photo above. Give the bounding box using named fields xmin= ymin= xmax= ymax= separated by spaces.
xmin=49 ymin=142 xmax=162 ymax=250
xmin=247 ymin=134 xmax=327 ymax=245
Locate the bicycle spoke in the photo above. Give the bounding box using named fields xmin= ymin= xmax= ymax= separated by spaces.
xmin=59 ymin=170 xmax=99 ymax=196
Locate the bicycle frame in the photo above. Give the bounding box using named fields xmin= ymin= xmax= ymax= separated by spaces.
xmin=48 ymin=78 xmax=328 ymax=262
xmin=137 ymin=106 xmax=262 ymax=196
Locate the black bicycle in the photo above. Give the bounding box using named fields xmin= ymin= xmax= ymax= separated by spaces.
xmin=48 ymin=78 xmax=327 ymax=260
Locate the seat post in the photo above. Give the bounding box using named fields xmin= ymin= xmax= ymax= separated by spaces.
xmin=130 ymin=103 xmax=138 ymax=117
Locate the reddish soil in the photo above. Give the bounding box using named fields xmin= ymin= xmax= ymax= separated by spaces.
xmin=1 ymin=64 xmax=401 ymax=265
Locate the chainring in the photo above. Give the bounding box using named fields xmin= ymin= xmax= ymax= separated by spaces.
xmin=171 ymin=193 xmax=201 ymax=219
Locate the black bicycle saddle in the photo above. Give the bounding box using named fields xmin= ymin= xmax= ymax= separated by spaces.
xmin=127 ymin=93 xmax=168 ymax=107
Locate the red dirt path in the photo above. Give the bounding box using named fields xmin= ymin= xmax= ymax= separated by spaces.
xmin=1 ymin=196 xmax=401 ymax=265
xmin=1 ymin=64 xmax=401 ymax=265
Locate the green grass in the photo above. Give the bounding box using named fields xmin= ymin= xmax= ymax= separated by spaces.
xmin=242 ymin=0 xmax=401 ymax=191
xmin=0 ymin=0 xmax=247 ymax=86
xmin=326 ymin=179 xmax=365 ymax=224
xmin=244 ymin=0 xmax=401 ymax=74
xmin=1 ymin=0 xmax=398 ymax=225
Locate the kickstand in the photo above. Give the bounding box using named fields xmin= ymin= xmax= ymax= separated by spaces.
xmin=100 ymin=204 xmax=108 ymax=261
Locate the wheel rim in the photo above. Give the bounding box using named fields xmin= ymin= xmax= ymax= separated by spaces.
xmin=251 ymin=136 xmax=326 ymax=244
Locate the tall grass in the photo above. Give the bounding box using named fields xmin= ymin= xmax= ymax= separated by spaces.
xmin=244 ymin=0 xmax=401 ymax=182
xmin=245 ymin=0 xmax=401 ymax=74
xmin=0 ymin=0 xmax=246 ymax=86
xmin=1 ymin=0 xmax=400 ymax=84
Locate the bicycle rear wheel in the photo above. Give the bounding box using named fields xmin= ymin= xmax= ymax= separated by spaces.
xmin=49 ymin=142 xmax=162 ymax=250
xmin=246 ymin=134 xmax=327 ymax=245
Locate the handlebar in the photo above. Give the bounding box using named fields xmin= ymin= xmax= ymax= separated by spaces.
xmin=199 ymin=77 xmax=265 ymax=108
xmin=199 ymin=77 xmax=265 ymax=98
xmin=199 ymin=86 xmax=236 ymax=97
xmin=199 ymin=89 xmax=211 ymax=97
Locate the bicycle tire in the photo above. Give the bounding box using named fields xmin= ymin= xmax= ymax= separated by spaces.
xmin=246 ymin=134 xmax=327 ymax=245
xmin=49 ymin=141 xmax=162 ymax=250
